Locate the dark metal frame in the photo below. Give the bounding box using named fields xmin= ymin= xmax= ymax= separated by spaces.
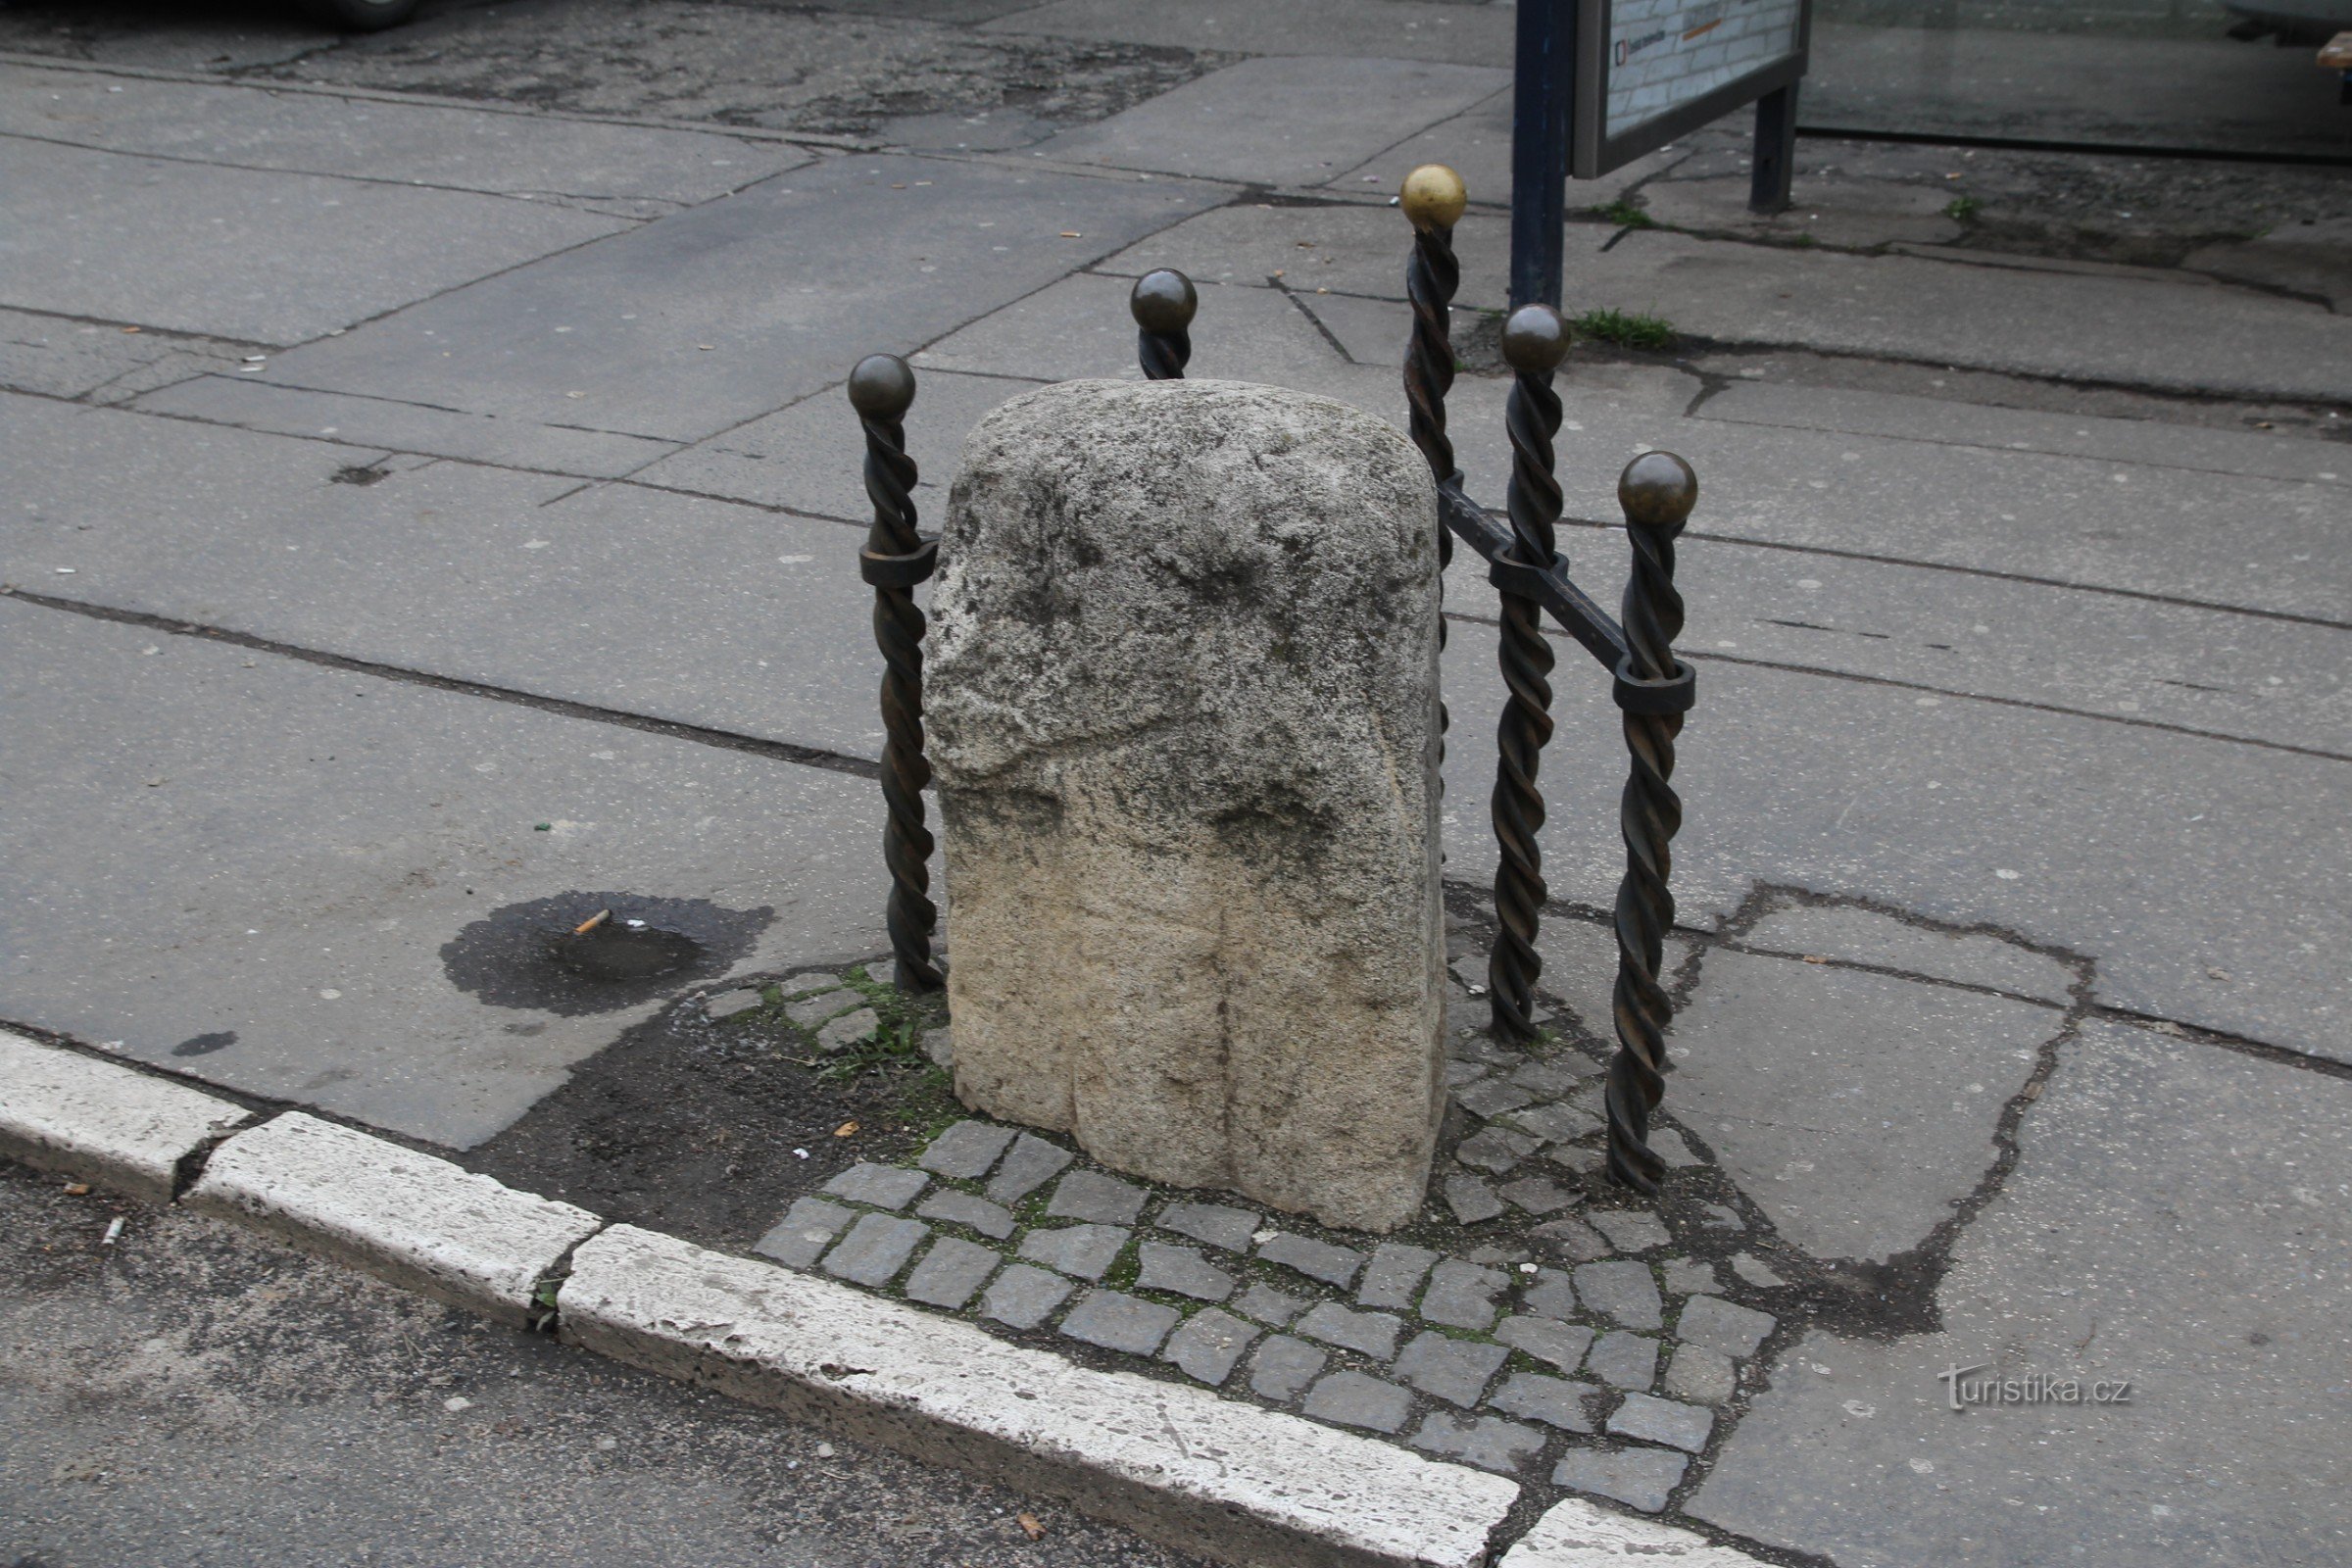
xmin=846 ymin=225 xmax=1699 ymax=1194
xmin=1511 ymin=0 xmax=1813 ymax=304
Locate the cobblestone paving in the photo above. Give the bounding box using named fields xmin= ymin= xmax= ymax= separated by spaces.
xmin=726 ymin=926 xmax=1852 ymax=1520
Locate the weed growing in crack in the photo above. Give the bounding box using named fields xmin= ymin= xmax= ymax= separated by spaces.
xmin=1592 ymin=199 xmax=1656 ymax=228
xmin=1570 ymin=308 xmax=1676 ymax=351
xmin=1944 ymin=195 xmax=1982 ymax=222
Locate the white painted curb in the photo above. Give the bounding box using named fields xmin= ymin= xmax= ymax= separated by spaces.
xmin=1499 ymin=1503 xmax=1770 ymax=1566
xmin=185 ymin=1110 xmax=602 ymax=1328
xmin=559 ymin=1222 xmax=1521 ymax=1568
xmin=5 ymin=1037 xmax=1776 ymax=1567
xmin=0 ymin=1028 xmax=252 ymax=1203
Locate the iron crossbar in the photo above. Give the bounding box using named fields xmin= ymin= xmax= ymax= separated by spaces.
xmin=845 ymin=176 xmax=1701 ymax=1200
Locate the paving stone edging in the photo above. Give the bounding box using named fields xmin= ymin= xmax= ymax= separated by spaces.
xmin=0 ymin=1026 xmax=1770 ymax=1568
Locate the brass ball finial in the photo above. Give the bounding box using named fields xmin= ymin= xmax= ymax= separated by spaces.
xmin=847 ymin=353 xmax=915 ymax=419
xmin=1130 ymin=269 xmax=1198 ymax=335
xmin=1500 ymin=304 xmax=1570 ymax=376
xmin=1618 ymin=451 xmax=1698 ymax=529
xmin=1399 ymin=164 xmax=1468 ymax=232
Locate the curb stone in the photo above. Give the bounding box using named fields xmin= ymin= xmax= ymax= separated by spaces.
xmin=0 ymin=1028 xmax=252 ymax=1203
xmin=4 ymin=1036 xmax=1782 ymax=1567
xmin=1499 ymin=1503 xmax=1768 ymax=1565
xmin=560 ymin=1223 xmax=1519 ymax=1568
xmin=185 ymin=1110 xmax=602 ymax=1328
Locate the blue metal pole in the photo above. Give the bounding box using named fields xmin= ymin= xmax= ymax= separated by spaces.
xmin=1509 ymin=0 xmax=1577 ymax=309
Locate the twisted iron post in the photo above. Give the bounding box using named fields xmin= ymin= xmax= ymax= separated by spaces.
xmin=1604 ymin=452 xmax=1699 ymax=1192
xmin=1486 ymin=305 xmax=1570 ymax=1043
xmin=1400 ymin=165 xmax=1466 ymax=493
xmin=1131 ymin=269 xmax=1196 ymax=379
xmin=848 ymin=353 xmax=943 ymax=994
xmin=1401 ymin=164 xmax=1467 ymax=890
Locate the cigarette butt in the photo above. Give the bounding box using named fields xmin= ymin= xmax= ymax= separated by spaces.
xmin=572 ymin=908 xmax=612 ymax=935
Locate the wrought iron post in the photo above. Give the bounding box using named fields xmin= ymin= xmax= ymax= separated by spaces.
xmin=1131 ymin=269 xmax=1196 ymax=379
xmin=1603 ymin=452 xmax=1698 ymax=1192
xmin=1486 ymin=305 xmax=1570 ymax=1042
xmin=1401 ymin=164 xmax=1468 ymax=831
xmin=848 ymin=353 xmax=943 ymax=993
xmin=1400 ymin=165 xmax=1466 ymax=489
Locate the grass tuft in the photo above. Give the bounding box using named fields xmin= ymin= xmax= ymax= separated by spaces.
xmin=1592 ymin=199 xmax=1655 ymax=229
xmin=1570 ymin=308 xmax=1676 ymax=352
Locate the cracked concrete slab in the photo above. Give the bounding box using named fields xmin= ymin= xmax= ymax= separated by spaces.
xmin=241 ymin=153 xmax=1220 ymax=457
xmin=0 ymin=138 xmax=631 ymax=345
xmin=1664 ymin=941 xmax=2064 ymax=1261
xmin=133 ymin=374 xmax=684 ymax=479
xmin=0 ymin=62 xmax=812 ymax=205
xmin=1739 ymin=904 xmax=2079 ymax=1004
xmin=1034 ymin=55 xmax=1509 ymax=187
xmin=0 ymin=306 xmax=250 ymax=403
xmin=1 ymin=396 xmax=890 ymax=763
xmin=1565 ymin=229 xmax=2352 ymax=403
xmin=1438 ymin=621 xmax=2352 ymax=1065
xmin=1689 ymin=1017 xmax=2352 ymax=1567
xmin=635 ymin=367 xmax=1037 ymax=518
xmin=0 ymin=593 xmax=886 ymax=1150
xmin=1096 ymin=200 xmax=1516 ymax=310
xmin=1694 ymin=381 xmax=2352 ymax=490
xmin=1439 ymin=520 xmax=2351 ymax=757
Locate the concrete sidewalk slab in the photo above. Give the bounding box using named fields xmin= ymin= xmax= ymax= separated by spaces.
xmin=909 ymin=270 xmax=1352 ymax=386
xmin=1695 ymin=381 xmax=2352 ymax=491
xmin=991 ymin=0 xmax=1516 ymax=68
xmin=1481 ymin=383 xmax=2349 ymax=622
xmin=0 ymin=594 xmax=887 ymax=1149
xmin=1568 ymin=230 xmax=2352 ymax=403
xmin=0 ymin=1029 xmax=252 ymax=1204
xmin=0 ymin=139 xmax=629 ymax=345
xmin=1688 ymin=1018 xmax=2352 ymax=1566
xmin=561 ymin=1222 xmax=1524 ymax=1567
xmin=1665 ymin=944 xmax=2063 ymax=1261
xmin=135 ymin=373 xmax=685 ymax=479
xmin=1329 ymin=95 xmax=1693 ymax=213
xmin=1035 ymin=56 xmax=1509 ymax=187
xmin=233 ymin=154 xmax=1220 ymax=460
xmin=0 ymin=306 xmax=249 ymax=404
xmin=1443 ymin=520 xmax=2352 ymax=756
xmin=1738 ymin=904 xmax=2079 ymax=1004
xmin=0 ymin=63 xmax=811 ymax=207
xmin=638 ymin=368 xmax=1040 ymax=519
xmin=1096 ymin=200 xmax=1515 ymax=309
xmin=1437 ymin=620 xmax=2352 ymax=1063
xmin=186 ymin=1111 xmax=603 ymax=1327
xmin=3 ymin=396 xmax=881 ymax=762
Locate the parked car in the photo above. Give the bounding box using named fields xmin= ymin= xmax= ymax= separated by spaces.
xmin=300 ymin=0 xmax=420 ymax=29
xmin=2221 ymin=0 xmax=2352 ymax=43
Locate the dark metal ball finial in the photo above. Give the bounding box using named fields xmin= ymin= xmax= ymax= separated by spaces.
xmin=847 ymin=353 xmax=915 ymax=419
xmin=1130 ymin=269 xmax=1198 ymax=335
xmin=1399 ymin=164 xmax=1468 ymax=232
xmin=1499 ymin=304 xmax=1570 ymax=376
xmin=1618 ymin=451 xmax=1698 ymax=529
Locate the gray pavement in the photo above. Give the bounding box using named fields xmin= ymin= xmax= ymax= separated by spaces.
xmin=2 ymin=3 xmax=2349 ymax=1565
xmin=0 ymin=1158 xmax=1188 ymax=1568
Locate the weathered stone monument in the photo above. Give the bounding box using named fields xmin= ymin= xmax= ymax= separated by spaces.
xmin=926 ymin=377 xmax=1446 ymax=1233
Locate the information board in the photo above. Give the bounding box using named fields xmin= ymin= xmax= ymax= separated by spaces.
xmin=1572 ymin=0 xmax=1810 ymax=176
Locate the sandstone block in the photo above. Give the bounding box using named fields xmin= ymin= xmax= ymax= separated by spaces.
xmin=931 ymin=378 xmax=1446 ymax=1232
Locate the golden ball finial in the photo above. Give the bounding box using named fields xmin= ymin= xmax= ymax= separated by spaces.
xmin=1399 ymin=164 xmax=1467 ymax=233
